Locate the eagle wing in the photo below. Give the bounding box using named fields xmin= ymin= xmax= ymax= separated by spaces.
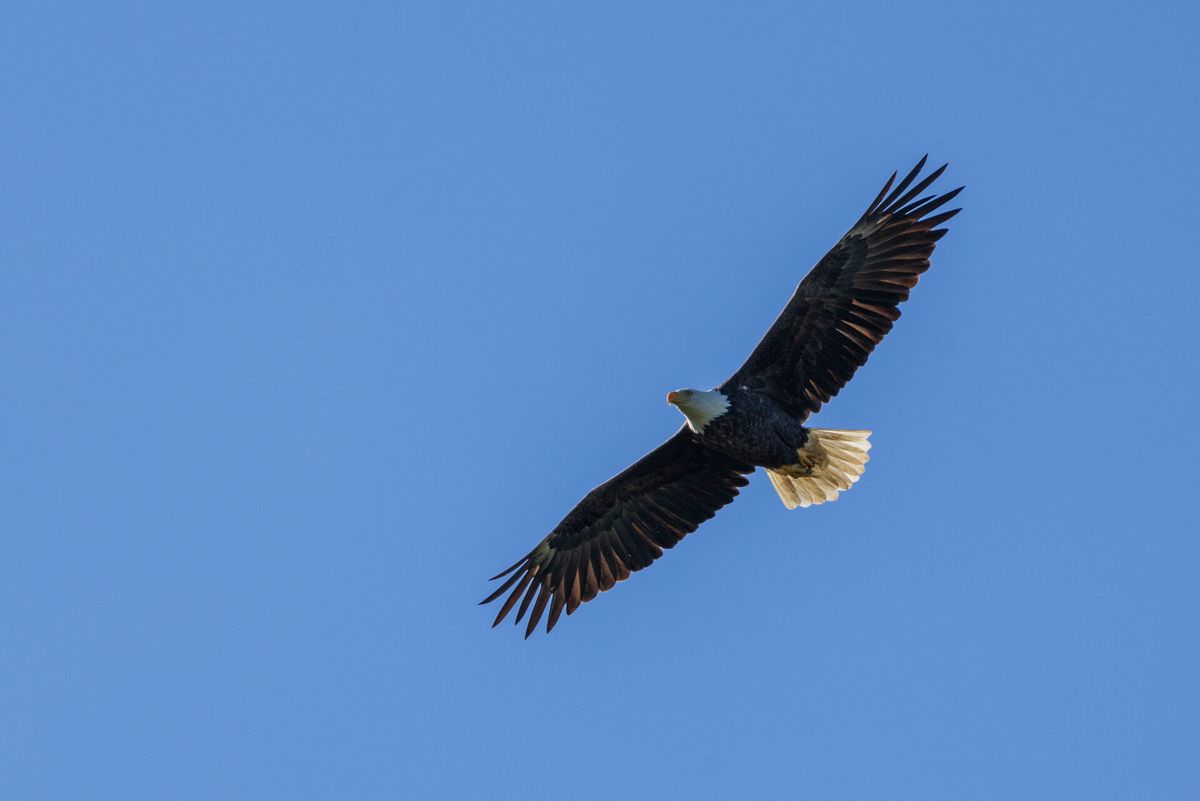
xmin=721 ymin=157 xmax=962 ymax=420
xmin=481 ymin=428 xmax=753 ymax=637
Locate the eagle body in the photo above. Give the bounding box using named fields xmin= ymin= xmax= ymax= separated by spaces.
xmin=483 ymin=157 xmax=962 ymax=636
xmin=677 ymin=388 xmax=811 ymax=470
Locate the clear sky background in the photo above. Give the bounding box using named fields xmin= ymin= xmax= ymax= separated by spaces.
xmin=3 ymin=2 xmax=1198 ymax=799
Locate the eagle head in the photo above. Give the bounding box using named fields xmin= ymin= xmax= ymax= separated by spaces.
xmin=667 ymin=388 xmax=730 ymax=434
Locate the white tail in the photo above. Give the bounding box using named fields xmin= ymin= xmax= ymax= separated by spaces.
xmin=766 ymin=429 xmax=872 ymax=509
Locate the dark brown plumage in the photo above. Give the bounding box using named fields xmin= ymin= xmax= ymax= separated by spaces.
xmin=481 ymin=429 xmax=753 ymax=638
xmin=483 ymin=157 xmax=961 ymax=636
xmin=722 ymin=156 xmax=961 ymax=420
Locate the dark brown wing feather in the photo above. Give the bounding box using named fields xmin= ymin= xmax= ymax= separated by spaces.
xmin=481 ymin=428 xmax=753 ymax=637
xmin=721 ymin=156 xmax=962 ymax=420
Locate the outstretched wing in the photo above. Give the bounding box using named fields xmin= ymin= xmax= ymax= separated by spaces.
xmin=482 ymin=428 xmax=753 ymax=637
xmin=722 ymin=156 xmax=962 ymax=420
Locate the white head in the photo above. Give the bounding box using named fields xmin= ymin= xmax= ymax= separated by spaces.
xmin=666 ymin=388 xmax=730 ymax=434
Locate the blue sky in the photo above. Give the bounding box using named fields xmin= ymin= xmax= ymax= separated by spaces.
xmin=3 ymin=2 xmax=1198 ymax=799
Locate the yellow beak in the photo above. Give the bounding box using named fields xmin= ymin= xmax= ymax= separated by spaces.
xmin=667 ymin=391 xmax=681 ymax=405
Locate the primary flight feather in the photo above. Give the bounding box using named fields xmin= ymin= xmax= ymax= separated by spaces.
xmin=482 ymin=156 xmax=962 ymax=637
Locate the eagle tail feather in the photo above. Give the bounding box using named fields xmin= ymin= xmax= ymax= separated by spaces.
xmin=766 ymin=429 xmax=871 ymax=510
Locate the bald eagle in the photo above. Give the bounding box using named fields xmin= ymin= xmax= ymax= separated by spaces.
xmin=483 ymin=157 xmax=962 ymax=637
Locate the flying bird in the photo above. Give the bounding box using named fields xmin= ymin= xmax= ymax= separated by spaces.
xmin=482 ymin=157 xmax=962 ymax=637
